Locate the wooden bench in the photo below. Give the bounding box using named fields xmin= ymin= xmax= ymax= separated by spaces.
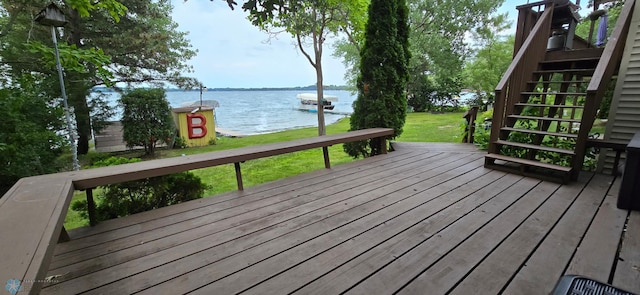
xmin=0 ymin=128 xmax=393 ymax=294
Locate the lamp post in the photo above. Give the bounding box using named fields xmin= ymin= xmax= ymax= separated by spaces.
xmin=35 ymin=3 xmax=79 ymax=171
xmin=199 ymin=84 xmax=207 ymax=107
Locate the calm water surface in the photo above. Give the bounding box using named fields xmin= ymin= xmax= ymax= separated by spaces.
xmin=100 ymin=90 xmax=357 ymax=135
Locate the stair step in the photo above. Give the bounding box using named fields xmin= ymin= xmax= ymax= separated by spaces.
xmin=485 ymin=153 xmax=572 ymax=172
xmin=501 ymin=127 xmax=578 ymax=138
xmin=521 ymin=92 xmax=586 ymax=96
xmin=540 ymin=57 xmax=601 ymax=64
xmin=495 ymin=140 xmax=576 ymax=155
xmin=515 ymin=103 xmax=584 ymax=109
xmin=527 ymin=80 xmax=587 ymax=84
xmin=508 ymin=115 xmax=581 ymax=123
xmin=534 ymin=69 xmax=595 ymax=75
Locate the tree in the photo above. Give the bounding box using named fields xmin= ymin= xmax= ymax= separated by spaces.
xmin=250 ymin=0 xmax=366 ymax=136
xmin=120 ymin=88 xmax=174 ymax=156
xmin=463 ymin=35 xmax=514 ymax=108
xmin=406 ymin=0 xmax=507 ymax=110
xmin=0 ymin=0 xmax=197 ymax=155
xmin=0 ymin=75 xmax=66 ymax=195
xmin=344 ymin=0 xmax=410 ymax=158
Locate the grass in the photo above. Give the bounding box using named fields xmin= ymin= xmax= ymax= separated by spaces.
xmin=64 ymin=112 xmax=467 ymax=229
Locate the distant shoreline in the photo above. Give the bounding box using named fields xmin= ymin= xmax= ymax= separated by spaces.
xmin=92 ymin=86 xmax=353 ymax=92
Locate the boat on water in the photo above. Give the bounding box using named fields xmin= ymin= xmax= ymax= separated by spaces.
xmin=296 ymin=93 xmax=338 ymax=112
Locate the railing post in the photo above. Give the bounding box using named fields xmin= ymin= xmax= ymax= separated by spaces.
xmin=463 ymin=106 xmax=479 ymax=143
xmin=322 ymin=147 xmax=331 ymax=168
xmin=234 ymin=162 xmax=244 ymax=190
xmin=86 ymin=188 xmax=97 ymax=226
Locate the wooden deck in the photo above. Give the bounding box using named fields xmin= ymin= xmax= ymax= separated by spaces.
xmin=42 ymin=143 xmax=640 ymax=294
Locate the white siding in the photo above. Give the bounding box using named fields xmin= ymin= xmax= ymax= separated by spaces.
xmin=600 ymin=1 xmax=640 ymax=173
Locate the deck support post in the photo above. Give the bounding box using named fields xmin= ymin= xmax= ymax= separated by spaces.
xmin=322 ymin=147 xmax=331 ymax=168
xmin=234 ymin=162 xmax=244 ymax=190
xmin=86 ymin=188 xmax=97 ymax=226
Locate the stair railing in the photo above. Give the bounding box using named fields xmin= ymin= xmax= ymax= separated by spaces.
xmin=489 ymin=5 xmax=555 ymax=155
xmin=572 ymin=0 xmax=635 ymax=179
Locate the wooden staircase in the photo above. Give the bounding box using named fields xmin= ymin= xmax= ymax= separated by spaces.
xmin=485 ymin=51 xmax=602 ymax=182
xmin=484 ymin=0 xmax=634 ymax=183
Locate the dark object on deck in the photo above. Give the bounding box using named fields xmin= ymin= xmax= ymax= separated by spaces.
xmin=618 ymin=132 xmax=640 ymax=210
xmin=552 ymin=275 xmax=636 ymax=295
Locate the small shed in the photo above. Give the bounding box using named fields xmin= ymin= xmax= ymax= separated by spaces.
xmin=172 ymin=106 xmax=216 ymax=147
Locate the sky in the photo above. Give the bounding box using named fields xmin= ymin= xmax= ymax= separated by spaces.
xmin=168 ymin=0 xmax=566 ymax=89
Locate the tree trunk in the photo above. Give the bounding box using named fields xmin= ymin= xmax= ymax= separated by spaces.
xmin=316 ymin=63 xmax=326 ymax=136
xmin=68 ymin=9 xmax=92 ymax=155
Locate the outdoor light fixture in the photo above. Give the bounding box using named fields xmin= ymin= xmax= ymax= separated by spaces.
xmin=35 ymin=3 xmax=79 ymax=171
xmin=199 ymin=84 xmax=207 ymax=107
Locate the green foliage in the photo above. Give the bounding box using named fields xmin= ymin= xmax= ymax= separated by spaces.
xmin=0 ymin=0 xmax=198 ymax=156
xmin=575 ymin=1 xmax=624 ymax=43
xmin=174 ymin=136 xmax=188 ymax=149
xmin=470 ymin=109 xmax=493 ymax=150
xmin=597 ymin=78 xmax=616 ymax=119
xmin=28 ymin=42 xmax=114 ymax=85
xmin=406 ymin=0 xmax=508 ymax=109
xmin=120 ymin=88 xmax=174 ymax=156
xmin=463 ymin=35 xmax=514 ymax=97
xmin=344 ymin=0 xmax=410 ymax=158
xmin=71 ymin=156 xmax=207 ymax=221
xmin=0 ymin=75 xmax=66 ymax=195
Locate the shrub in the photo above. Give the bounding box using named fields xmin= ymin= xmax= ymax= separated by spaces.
xmin=72 ymin=156 xmax=209 ymax=222
xmin=120 ymin=88 xmax=174 ymax=156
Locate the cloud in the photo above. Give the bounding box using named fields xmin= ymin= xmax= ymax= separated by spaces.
xmin=170 ymin=0 xmax=347 ymax=88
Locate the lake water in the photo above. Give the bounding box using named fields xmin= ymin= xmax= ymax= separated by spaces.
xmin=100 ymin=90 xmax=357 ymax=135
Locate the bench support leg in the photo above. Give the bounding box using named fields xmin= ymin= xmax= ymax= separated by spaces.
xmin=58 ymin=226 xmax=70 ymax=243
xmin=323 ymin=147 xmax=331 ymax=169
xmin=380 ymin=138 xmax=388 ymax=154
xmin=86 ymin=189 xmax=97 ymax=226
xmin=235 ymin=162 xmax=244 ymax=190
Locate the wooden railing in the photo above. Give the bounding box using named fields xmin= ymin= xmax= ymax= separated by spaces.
xmin=489 ymin=5 xmax=555 ymax=155
xmin=572 ymin=0 xmax=635 ymax=179
xmin=0 ymin=128 xmax=393 ymax=295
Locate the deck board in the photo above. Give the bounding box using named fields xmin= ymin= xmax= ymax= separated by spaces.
xmin=449 ymin=173 xmax=594 ymax=295
xmin=502 ymin=173 xmax=614 ymax=294
xmin=88 ymin=156 xmax=486 ymax=294
xmin=51 ymin=150 xmax=432 ymax=268
xmin=41 ymin=143 xmax=639 ymax=294
xmin=565 ymin=176 xmax=627 ymax=282
xmin=613 ymin=210 xmax=640 ymax=291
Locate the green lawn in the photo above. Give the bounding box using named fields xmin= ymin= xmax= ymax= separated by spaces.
xmin=64 ymin=112 xmax=467 ymax=229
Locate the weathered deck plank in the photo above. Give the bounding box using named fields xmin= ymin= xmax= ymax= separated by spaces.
xmin=355 ymin=180 xmax=558 ymax=294
xmin=64 ymin=148 xmax=417 ymax=241
xmin=40 ymin=143 xmax=639 ymax=294
xmin=240 ymin=170 xmax=514 ymax=295
xmin=51 ymin=149 xmax=430 ymax=266
xmin=43 ymin=153 xmax=483 ymax=294
xmin=565 ymin=176 xmax=627 ymax=282
xmin=502 ymin=173 xmax=614 ymax=294
xmin=89 ymin=157 xmax=486 ymax=294
xmin=613 ymin=210 xmax=640 ymax=291
xmin=294 ymin=172 xmax=525 ymax=295
xmin=448 ymin=173 xmax=595 ymax=295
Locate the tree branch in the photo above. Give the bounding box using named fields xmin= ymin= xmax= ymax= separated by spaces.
xmin=297 ymin=33 xmax=316 ymax=68
xmin=0 ymin=4 xmax=25 ymax=39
